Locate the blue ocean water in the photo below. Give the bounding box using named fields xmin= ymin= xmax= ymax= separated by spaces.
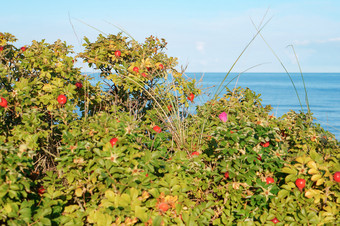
xmin=88 ymin=72 xmax=340 ymax=140
xmin=186 ymin=72 xmax=340 ymax=140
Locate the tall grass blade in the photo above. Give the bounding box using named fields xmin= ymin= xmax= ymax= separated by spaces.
xmin=72 ymin=17 xmax=108 ymax=36
xmin=104 ymin=20 xmax=136 ymax=42
xmin=250 ymin=18 xmax=304 ymax=112
xmin=214 ymin=17 xmax=273 ymax=99
xmin=288 ymin=44 xmax=311 ymax=114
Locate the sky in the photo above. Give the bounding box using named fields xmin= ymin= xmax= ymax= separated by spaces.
xmin=2 ymin=0 xmax=340 ymax=73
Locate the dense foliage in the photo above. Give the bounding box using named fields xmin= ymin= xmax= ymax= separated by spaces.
xmin=0 ymin=32 xmax=339 ymax=225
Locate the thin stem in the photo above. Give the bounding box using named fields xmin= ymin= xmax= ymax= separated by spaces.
xmin=288 ymin=44 xmax=311 ymax=114
xmin=214 ymin=17 xmax=273 ymax=100
xmin=250 ymin=18 xmax=304 ymax=112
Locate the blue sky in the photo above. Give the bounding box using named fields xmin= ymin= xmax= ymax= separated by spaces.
xmin=2 ymin=0 xmax=340 ymax=72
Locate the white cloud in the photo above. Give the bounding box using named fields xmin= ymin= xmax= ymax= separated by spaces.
xmin=195 ymin=41 xmax=206 ymax=53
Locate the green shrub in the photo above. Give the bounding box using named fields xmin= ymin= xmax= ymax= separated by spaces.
xmin=0 ymin=32 xmax=339 ymax=225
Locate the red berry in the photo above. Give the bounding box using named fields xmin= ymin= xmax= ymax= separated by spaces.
xmin=224 ymin=172 xmax=229 ymax=179
xmin=188 ymin=93 xmax=195 ymax=102
xmin=334 ymin=171 xmax=340 ymax=182
xmin=260 ymin=141 xmax=270 ymax=147
xmin=191 ymin=151 xmax=199 ymax=156
xmin=158 ymin=64 xmax=164 ymax=70
xmin=114 ymin=50 xmax=121 ymax=57
xmin=0 ymin=46 xmax=3 ymax=52
xmin=57 ymin=95 xmax=67 ymax=105
xmin=153 ymin=125 xmax=161 ymax=133
xmin=0 ymin=97 xmax=8 ymax=108
xmin=167 ymin=105 xmax=172 ymax=111
xmin=75 ymin=82 xmax=83 ymax=89
xmin=158 ymin=202 xmax=169 ymax=212
xmin=38 ymin=186 xmax=45 ymax=195
xmin=110 ymin=137 xmax=118 ymax=147
xmin=295 ymin=178 xmax=306 ymax=191
xmin=141 ymin=73 xmax=147 ymax=77
xmin=20 ymin=46 xmax=26 ymax=51
xmin=133 ymin=67 xmax=139 ymax=73
xmin=266 ymin=177 xmax=275 ymax=184
xmin=271 ymin=217 xmax=279 ymax=224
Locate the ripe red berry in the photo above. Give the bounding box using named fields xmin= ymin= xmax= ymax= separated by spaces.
xmin=57 ymin=95 xmax=67 ymax=105
xmin=295 ymin=178 xmax=306 ymax=191
xmin=266 ymin=177 xmax=275 ymax=184
xmin=133 ymin=67 xmax=139 ymax=73
xmin=141 ymin=73 xmax=147 ymax=77
xmin=334 ymin=171 xmax=340 ymax=182
xmin=0 ymin=46 xmax=3 ymax=52
xmin=188 ymin=93 xmax=195 ymax=102
xmin=271 ymin=217 xmax=279 ymax=224
xmin=110 ymin=137 xmax=118 ymax=147
xmin=114 ymin=50 xmax=121 ymax=57
xmin=20 ymin=46 xmax=26 ymax=51
xmin=224 ymin=172 xmax=229 ymax=179
xmin=191 ymin=151 xmax=199 ymax=156
xmin=158 ymin=64 xmax=164 ymax=70
xmin=38 ymin=186 xmax=45 ymax=195
xmin=0 ymin=97 xmax=8 ymax=108
xmin=158 ymin=202 xmax=169 ymax=212
xmin=260 ymin=141 xmax=270 ymax=147
xmin=75 ymin=82 xmax=83 ymax=89
xmin=153 ymin=125 xmax=161 ymax=133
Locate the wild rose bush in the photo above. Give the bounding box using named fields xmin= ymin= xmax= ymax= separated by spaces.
xmin=0 ymin=32 xmax=339 ymax=225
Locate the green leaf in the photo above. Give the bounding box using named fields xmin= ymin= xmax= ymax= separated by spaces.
xmin=135 ymin=206 xmax=148 ymax=222
xmin=278 ymin=189 xmax=290 ymax=199
xmin=63 ymin=205 xmax=79 ymax=214
xmin=40 ymin=217 xmax=51 ymax=225
xmin=281 ymin=167 xmax=297 ymax=175
xmin=153 ymin=216 xmax=163 ymax=226
xmin=118 ymin=194 xmax=131 ymax=207
xmin=285 ymin=216 xmax=295 ymax=222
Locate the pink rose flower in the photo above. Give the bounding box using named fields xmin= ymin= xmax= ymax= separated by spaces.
xmin=219 ymin=112 xmax=228 ymax=122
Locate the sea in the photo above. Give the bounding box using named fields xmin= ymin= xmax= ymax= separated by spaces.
xmin=88 ymin=72 xmax=340 ymax=140
xmin=186 ymin=72 xmax=340 ymax=140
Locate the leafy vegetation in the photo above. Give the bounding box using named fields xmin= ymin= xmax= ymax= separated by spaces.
xmin=0 ymin=32 xmax=339 ymax=225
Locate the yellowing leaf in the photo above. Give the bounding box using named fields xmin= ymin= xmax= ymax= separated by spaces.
xmin=296 ymin=156 xmax=306 ymax=164
xmin=64 ymin=205 xmax=79 ymax=213
xmin=135 ymin=206 xmax=148 ymax=222
xmin=4 ymin=203 xmax=12 ymax=214
xmin=305 ymin=189 xmax=315 ymax=199
xmin=75 ymin=188 xmax=83 ymax=197
xmin=281 ymin=167 xmax=297 ymax=175
xmin=308 ymin=168 xmax=319 ymax=175
xmin=42 ymin=84 xmax=53 ymax=92
xmin=311 ymin=174 xmax=322 ymax=181
xmin=316 ymin=178 xmax=325 ymax=186
xmin=105 ymin=190 xmax=116 ymax=202
xmin=129 ymin=187 xmax=139 ymax=200
xmin=307 ymin=161 xmax=317 ymax=169
xmin=97 ymin=213 xmax=112 ymax=226
xmin=117 ymin=194 xmax=131 ymax=207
